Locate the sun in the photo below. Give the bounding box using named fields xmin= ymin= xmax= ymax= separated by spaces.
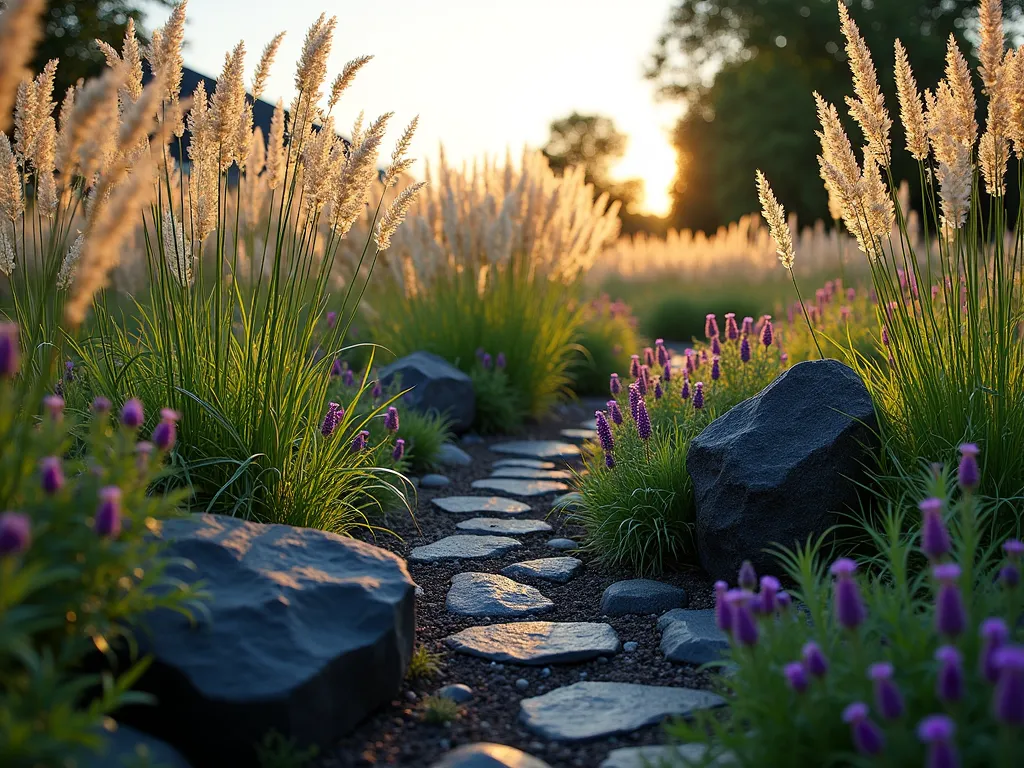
xmin=610 ymin=124 xmax=677 ymax=218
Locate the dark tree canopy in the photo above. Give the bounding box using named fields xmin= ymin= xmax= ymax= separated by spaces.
xmin=647 ymin=0 xmax=1024 ymax=232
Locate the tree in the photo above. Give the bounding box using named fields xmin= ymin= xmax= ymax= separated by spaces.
xmin=647 ymin=0 xmax=1024 ymax=231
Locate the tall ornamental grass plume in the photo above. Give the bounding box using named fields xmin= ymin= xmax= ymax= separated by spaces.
xmin=0 ymin=325 xmax=201 ymax=765
xmin=757 ymin=0 xmax=1024 ymax=512
xmin=351 ymin=148 xmax=622 ymax=423
xmin=571 ymin=320 xmax=786 ymax=575
xmin=58 ymin=5 xmax=423 ymax=529
xmin=569 ymin=294 xmax=641 ymax=397
xmin=669 ymin=447 xmax=1024 ymax=768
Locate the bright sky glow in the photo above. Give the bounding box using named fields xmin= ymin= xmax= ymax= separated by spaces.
xmin=142 ymin=0 xmax=680 ymax=216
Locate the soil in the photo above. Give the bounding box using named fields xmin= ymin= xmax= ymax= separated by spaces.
xmin=320 ymin=400 xmax=717 ymax=768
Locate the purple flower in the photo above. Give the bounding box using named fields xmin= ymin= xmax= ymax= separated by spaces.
xmin=714 ymin=581 xmax=731 ymax=632
xmin=481 ymin=353 xmax=493 ymax=370
xmin=693 ymin=382 xmax=704 ymax=409
xmin=738 ymin=560 xmax=757 ymax=590
xmin=638 ymin=365 xmax=650 ymax=395
xmin=135 ymin=441 xmax=154 ymax=470
xmin=595 ymin=410 xmax=614 ymax=454
xmin=776 ymin=591 xmax=792 ymax=611
xmin=152 ymin=408 xmax=179 ymax=452
xmin=0 ymin=324 xmax=19 ymax=378
xmin=918 ymin=497 xmax=950 ymax=561
xmin=993 ymin=646 xmax=1024 ymax=725
xmin=351 ymin=429 xmax=370 ymax=452
xmin=91 ymin=396 xmax=111 ymax=414
xmin=725 ymin=313 xmax=739 ymax=340
xmin=384 ymin=406 xmax=400 ymax=432
xmin=759 ymin=575 xmax=780 ymax=614
xmin=0 ymin=512 xmax=30 ymax=555
xmin=684 ymin=349 xmax=695 ymax=374
xmin=662 ymin=363 xmax=672 ymax=381
xmin=343 ymin=368 xmax=355 ymax=387
xmin=64 ymin=359 xmax=74 ymax=381
xmin=607 ymin=400 xmax=623 ymax=425
xmin=742 ymin=316 xmax=754 ymax=336
xmin=629 ymin=355 xmax=641 ymax=379
xmin=654 ymin=381 xmax=663 ymax=400
xmin=371 ymin=380 xmax=383 ymax=400
xmin=981 ymin=618 xmax=1010 ymax=683
xmin=475 ymin=347 xmax=486 ymax=361
xmin=881 ymin=326 xmax=890 ymax=346
xmin=831 ymin=558 xmax=866 ymax=631
xmin=326 ymin=310 xmax=337 ymax=328
xmin=643 ymin=346 xmax=655 ymax=367
xmin=121 ymin=398 xmax=144 ymax=429
xmin=43 ymin=395 xmax=64 ymax=421
xmin=392 ymin=438 xmax=405 ymax=462
xmin=1000 ymin=564 xmax=1020 ymax=588
xmin=957 ymin=443 xmax=979 ymax=490
xmin=917 ymin=715 xmax=957 ymax=768
xmin=680 ymin=378 xmax=690 ymax=400
xmin=710 ymin=335 xmax=721 ymax=356
xmin=95 ymin=486 xmax=123 ymax=539
xmin=802 ymin=642 xmax=828 ymax=678
xmin=705 ymin=314 xmax=719 ymax=339
xmin=40 ymin=456 xmax=64 ymax=494
xmin=1004 ymin=539 xmax=1024 ymax=560
xmin=711 ymin=355 xmax=721 ymax=381
xmin=847 ymin=287 xmax=856 ymax=302
xmin=610 ymin=373 xmax=621 ymax=395
xmin=321 ymin=402 xmax=344 ymax=437
xmin=760 ymin=316 xmax=774 ymax=347
xmin=496 ymin=352 xmax=506 ymax=369
xmin=655 ymin=340 xmax=669 ymax=367
xmin=604 ymin=452 xmax=615 ymax=469
xmin=331 ymin=358 xmax=343 ymax=377
xmin=842 ymin=702 xmax=885 ymax=756
xmin=933 ymin=563 xmax=965 ymax=638
xmin=725 ymin=589 xmax=758 ymax=646
xmin=628 ymin=383 xmax=641 ymax=422
xmin=780 ymin=352 xmax=789 ymax=364
xmin=636 ymin=398 xmax=652 ymax=441
xmin=935 ymin=646 xmax=963 ymax=703
xmin=785 ymin=661 xmax=809 ymax=693
xmin=740 ymin=336 xmax=751 ymax=363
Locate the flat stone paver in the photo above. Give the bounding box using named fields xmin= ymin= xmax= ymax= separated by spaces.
xmin=446 ymin=621 xmax=620 ymax=665
xmin=579 ymin=418 xmax=598 ymax=430
xmin=420 ymin=474 xmax=451 ymax=488
xmin=431 ymin=497 xmax=531 ymax=515
xmin=493 ymin=459 xmax=557 ymax=470
xmin=600 ymin=579 xmax=688 ymax=617
xmin=446 ymin=573 xmax=554 ymax=618
xmin=471 ymin=478 xmax=570 ymax=497
xmin=560 ymin=428 xmax=597 ymax=441
xmin=519 ymin=682 xmax=725 ymax=741
xmin=546 ymin=538 xmax=579 ymax=551
xmin=491 ymin=467 xmax=573 ymax=481
xmin=501 ymin=557 xmax=583 ymax=584
xmin=600 ymin=744 xmax=735 ymax=768
xmin=410 ymin=535 xmax=522 ymax=563
xmin=490 ymin=441 xmax=581 ymax=460
xmin=456 ymin=518 xmax=553 ymax=536
xmin=430 ymin=743 xmax=552 ymax=768
xmin=657 ymin=609 xmax=729 ymax=665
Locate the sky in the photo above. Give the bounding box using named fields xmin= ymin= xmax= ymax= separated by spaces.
xmin=141 ymin=0 xmax=682 ymax=216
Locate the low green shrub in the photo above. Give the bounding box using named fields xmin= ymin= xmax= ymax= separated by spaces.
xmin=570 ymin=295 xmax=641 ymax=397
xmin=420 ymin=695 xmax=460 ymax=725
xmin=0 ymin=325 xmax=199 ymax=765
xmin=670 ymin=448 xmax=1024 ymax=767
xmin=406 ymin=645 xmax=442 ymax=681
xmin=468 ymin=358 xmax=526 ymax=436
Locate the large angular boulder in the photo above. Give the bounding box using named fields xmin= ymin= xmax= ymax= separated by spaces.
xmin=686 ymin=359 xmax=878 ymax=582
xmin=119 ymin=514 xmax=416 ymax=768
xmin=380 ymin=351 xmax=476 ymax=432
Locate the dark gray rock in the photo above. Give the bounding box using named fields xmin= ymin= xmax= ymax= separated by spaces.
xmin=446 ymin=621 xmax=620 ymax=665
xmin=456 ymin=518 xmax=552 ymax=536
xmin=380 ymin=351 xmax=476 ymax=432
xmin=657 ymin=609 xmax=729 ymax=665
xmin=430 ymin=743 xmax=552 ymax=768
xmin=501 ymin=557 xmax=583 ymax=584
xmin=546 ymin=538 xmax=578 ymax=551
xmin=410 ymin=535 xmax=522 ymax=563
xmin=446 ymin=572 xmax=554 ymax=618
xmin=437 ymin=683 xmax=474 ymax=703
xmin=119 ymin=514 xmax=415 ymax=768
xmin=437 ymin=443 xmax=473 ymax=468
xmin=686 ymin=359 xmax=878 ymax=582
xmin=432 ymin=497 xmax=531 ymax=515
xmin=519 ymin=682 xmax=725 ymax=741
xmin=80 ymin=725 xmax=193 ymax=768
xmin=420 ymin=473 xmax=452 ymax=488
xmin=471 ymin=478 xmax=570 ymax=497
xmin=600 ymin=579 xmax=688 ymax=617
xmin=490 ymin=441 xmax=581 ymax=460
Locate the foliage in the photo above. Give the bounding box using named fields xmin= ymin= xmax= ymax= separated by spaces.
xmin=469 ymin=360 xmax=526 ymax=436
xmin=569 ymin=294 xmax=640 ymax=397
xmin=255 ymin=731 xmax=318 ymax=768
xmin=406 ymin=645 xmax=442 ymax=681
xmin=670 ymin=456 xmax=1024 ymax=768
xmin=420 ymin=695 xmax=460 ymax=725
xmin=0 ymin=326 xmax=198 ymax=765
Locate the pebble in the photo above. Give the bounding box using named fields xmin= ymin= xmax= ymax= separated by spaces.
xmin=516 ymin=678 xmax=529 ymax=691
xmin=600 ymin=579 xmax=688 ymax=617
xmin=436 ymin=443 xmax=473 ymax=468
xmin=461 ymin=434 xmax=485 ymax=445
xmin=436 ymin=684 xmax=474 ymax=703
xmin=623 ymin=641 xmax=638 ymax=653
xmin=547 ymin=538 xmax=579 ymax=551
xmin=406 ymin=690 xmax=417 ymax=701
xmin=541 ymin=668 xmax=551 ymax=678
xmin=420 ymin=473 xmax=452 ymax=488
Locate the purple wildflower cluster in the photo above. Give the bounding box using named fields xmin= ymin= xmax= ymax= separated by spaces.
xmin=476 ymin=348 xmax=507 ymax=370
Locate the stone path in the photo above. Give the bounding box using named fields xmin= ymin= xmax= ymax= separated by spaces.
xmin=446 ymin=573 xmax=554 ymax=618
xmin=501 ymin=557 xmax=582 ymax=583
xmin=409 ymin=535 xmax=522 ymax=563
xmin=492 ymin=458 xmax=557 ymax=470
xmin=455 ymin=518 xmax=552 ymax=536
xmin=446 ymin=621 xmax=620 ymax=665
xmin=490 ymin=467 xmax=573 ymax=481
xmin=489 ymin=441 xmax=581 ymax=460
xmin=431 ymin=497 xmax=531 ymax=515
xmin=471 ymin=478 xmax=571 ymax=497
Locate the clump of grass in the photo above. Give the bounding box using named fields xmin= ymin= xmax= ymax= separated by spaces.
xmin=469 ymin=363 xmax=525 ymax=435
xmin=569 ymin=294 xmax=640 ymax=396
xmin=406 ymin=645 xmax=441 ymax=680
xmin=420 ymin=695 xmax=460 ymax=725
xmin=255 ymin=731 xmax=318 ymax=768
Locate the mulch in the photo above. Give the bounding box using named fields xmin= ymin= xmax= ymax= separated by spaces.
xmin=320 ymin=401 xmax=717 ymax=768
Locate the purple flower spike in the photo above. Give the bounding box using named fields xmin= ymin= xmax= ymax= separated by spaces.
xmin=482 ymin=353 xmax=492 ymax=369
xmin=738 ymin=560 xmax=757 ymax=590
xmin=760 ymin=317 xmax=774 ymax=348
xmin=993 ymin=646 xmax=1024 ymax=725
xmin=776 ymin=591 xmax=792 ymax=611
xmin=629 ymin=355 xmax=641 ymax=379
xmin=343 ymin=368 xmax=355 ymax=387
xmin=392 ymin=438 xmax=405 ymax=462
xmin=918 ymin=497 xmax=950 ymax=561
xmin=831 ymin=558 xmax=866 ymax=631
xmin=351 ymin=429 xmax=370 ymax=453
xmin=595 ymin=411 xmax=614 ymax=454
xmin=802 ymin=642 xmax=829 ymax=678
xmin=742 ymin=316 xmax=754 ymax=336
xmin=935 ymin=646 xmax=963 ymax=703
xmin=711 ymin=355 xmax=721 ymax=381
xmin=656 ymin=340 xmax=669 ymax=367
xmin=680 ymin=379 xmax=690 ymax=400
xmin=636 ymin=366 xmax=649 ymax=396
xmin=496 ymin=352 xmax=506 ymax=369
xmin=1000 ymin=564 xmax=1020 ymax=587
xmin=693 ymin=382 xmax=705 ymax=409
xmin=610 ymin=373 xmax=621 ymax=395
xmin=331 ymin=358 xmax=343 ymax=377
xmin=636 ymin=399 xmax=652 ymax=441
xmin=40 ymin=456 xmax=64 ymax=495
xmin=740 ymin=336 xmax=751 ymax=363
xmin=1004 ymin=539 xmax=1024 ymax=560
xmin=321 ymin=402 xmax=344 ymax=437
xmin=607 ymin=400 xmax=623 ymax=425
xmin=95 ymin=486 xmax=123 ymax=539
xmin=842 ymin=702 xmax=885 ymax=756
xmin=152 ymin=408 xmax=180 ymax=452
xmin=957 ymin=443 xmax=980 ymax=490
xmin=384 ymin=406 xmax=400 ymax=432
xmin=326 ymin=311 xmax=337 ymax=328
xmin=932 ymin=563 xmax=965 ymax=638
xmin=981 ymin=618 xmax=1010 ymax=683
xmin=785 ymin=661 xmax=809 ymax=693
xmin=714 ymin=581 xmax=731 ymax=632
xmin=0 ymin=512 xmax=31 ymax=555
xmin=759 ymin=575 xmax=780 ymax=614
xmin=604 ymin=452 xmax=615 ymax=469
xmin=43 ymin=395 xmax=65 ymax=421
xmin=917 ymin=715 xmax=957 ymax=768
xmin=628 ymin=383 xmax=641 ymax=422
xmin=475 ymin=347 xmax=486 ymax=361
xmin=705 ymin=314 xmax=719 ymax=339
xmin=643 ymin=347 xmax=655 ymax=367
xmin=372 ymin=380 xmax=383 ymax=400
xmin=121 ymin=398 xmax=144 ymax=429
xmin=725 ymin=589 xmax=758 ymax=646
xmin=869 ymin=663 xmax=904 ymax=720
xmin=881 ymin=326 xmax=890 ymax=346
xmin=711 ymin=336 xmax=721 ymax=356
xmin=724 ymin=313 xmax=738 ymax=340
xmin=662 ymin=363 xmax=672 ymax=382
xmin=92 ymin=396 xmax=111 ymax=414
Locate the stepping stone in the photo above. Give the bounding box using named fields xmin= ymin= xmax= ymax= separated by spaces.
xmin=410 ymin=535 xmax=522 ymax=563
xmin=430 ymin=743 xmax=552 ymax=768
xmin=519 ymin=682 xmax=725 ymax=741
xmin=551 ymin=492 xmax=583 ymax=511
xmin=461 ymin=434 xmax=485 ymax=446
xmin=436 ymin=683 xmax=474 ymax=703
xmin=446 ymin=621 xmax=620 ymax=665
xmin=502 ymin=557 xmax=582 ymax=584
xmin=491 ymin=467 xmax=573 ymax=481
xmin=456 ymin=518 xmax=553 ymax=535
xmin=546 ymin=538 xmax=578 ymax=551
xmin=491 ymin=441 xmax=581 ymax=460
xmin=600 ymin=744 xmax=735 ymax=768
xmin=600 ymin=579 xmax=688 ymax=617
xmin=471 ymin=478 xmax=570 ymax=497
xmin=437 ymin=444 xmax=473 ymax=468
xmin=420 ymin=473 xmax=451 ymax=488
xmin=657 ymin=609 xmax=729 ymax=665
xmin=493 ymin=459 xmax=557 ymax=470
xmin=446 ymin=573 xmax=554 ymax=618
xmin=560 ymin=428 xmax=597 ymax=441
xmin=579 ymin=417 xmax=598 ymax=430
xmin=432 ymin=497 xmax=531 ymax=515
